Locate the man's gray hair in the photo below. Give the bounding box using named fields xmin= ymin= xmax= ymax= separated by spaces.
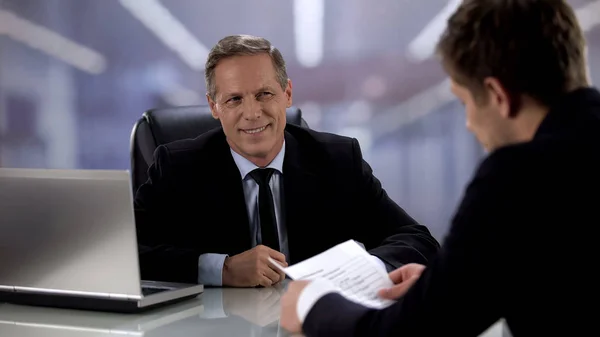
xmin=205 ymin=35 xmax=288 ymax=100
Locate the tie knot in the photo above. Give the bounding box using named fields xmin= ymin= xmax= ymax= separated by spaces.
xmin=249 ymin=168 xmax=276 ymax=186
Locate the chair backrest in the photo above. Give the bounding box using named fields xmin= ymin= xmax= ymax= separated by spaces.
xmin=129 ymin=105 xmax=308 ymax=194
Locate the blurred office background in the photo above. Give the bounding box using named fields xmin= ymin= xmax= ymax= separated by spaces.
xmin=1 ymin=0 xmax=599 ymax=240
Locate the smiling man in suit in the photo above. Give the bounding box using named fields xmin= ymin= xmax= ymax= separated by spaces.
xmin=134 ymin=35 xmax=439 ymax=288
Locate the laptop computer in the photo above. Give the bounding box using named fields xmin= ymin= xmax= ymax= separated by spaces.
xmin=0 ymin=168 xmax=204 ymax=313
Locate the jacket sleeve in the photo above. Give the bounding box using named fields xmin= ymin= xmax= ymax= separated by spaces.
xmin=134 ymin=145 xmax=201 ymax=284
xmin=350 ymin=138 xmax=440 ymax=270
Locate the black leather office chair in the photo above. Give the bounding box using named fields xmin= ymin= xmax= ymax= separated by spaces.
xmin=130 ymin=105 xmax=308 ymax=194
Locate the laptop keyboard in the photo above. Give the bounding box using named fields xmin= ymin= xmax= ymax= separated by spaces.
xmin=141 ymin=287 xmax=170 ymax=296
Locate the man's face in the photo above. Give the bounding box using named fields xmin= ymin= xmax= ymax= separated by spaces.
xmin=208 ymin=54 xmax=292 ymax=164
xmin=450 ymin=79 xmax=510 ymax=152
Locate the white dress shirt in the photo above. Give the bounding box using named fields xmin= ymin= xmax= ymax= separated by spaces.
xmin=197 ymin=142 xmax=387 ymax=286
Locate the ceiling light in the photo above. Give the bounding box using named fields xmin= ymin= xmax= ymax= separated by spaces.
xmin=119 ymin=0 xmax=208 ymax=71
xmin=0 ymin=9 xmax=107 ymax=74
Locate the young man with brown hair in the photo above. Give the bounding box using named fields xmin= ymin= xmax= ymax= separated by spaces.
xmin=281 ymin=1 xmax=600 ymax=336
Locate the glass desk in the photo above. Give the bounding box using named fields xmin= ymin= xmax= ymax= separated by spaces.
xmin=0 ymin=283 xmax=290 ymax=337
xmin=0 ymin=281 xmax=510 ymax=337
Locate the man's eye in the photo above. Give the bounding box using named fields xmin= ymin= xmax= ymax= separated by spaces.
xmin=257 ymin=92 xmax=273 ymax=99
xmin=227 ymin=97 xmax=242 ymax=103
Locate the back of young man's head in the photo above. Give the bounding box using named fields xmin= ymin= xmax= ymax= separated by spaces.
xmin=437 ymin=0 xmax=589 ymax=108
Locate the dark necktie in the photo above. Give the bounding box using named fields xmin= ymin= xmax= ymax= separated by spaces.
xmin=249 ymin=168 xmax=280 ymax=252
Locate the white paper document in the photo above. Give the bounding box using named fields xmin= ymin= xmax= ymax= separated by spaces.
xmin=270 ymin=240 xmax=395 ymax=309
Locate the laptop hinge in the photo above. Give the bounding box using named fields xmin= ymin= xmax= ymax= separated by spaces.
xmin=0 ymin=285 xmax=15 ymax=292
xmin=13 ymin=286 xmax=134 ymax=300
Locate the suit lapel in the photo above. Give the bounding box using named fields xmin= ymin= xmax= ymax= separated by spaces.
xmin=282 ymin=131 xmax=322 ymax=263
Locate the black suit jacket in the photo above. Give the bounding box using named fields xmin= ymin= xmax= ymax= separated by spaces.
xmin=134 ymin=124 xmax=440 ymax=284
xmin=303 ymin=87 xmax=600 ymax=337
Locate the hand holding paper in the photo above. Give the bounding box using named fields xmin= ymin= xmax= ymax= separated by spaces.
xmin=269 ymin=240 xmax=395 ymax=309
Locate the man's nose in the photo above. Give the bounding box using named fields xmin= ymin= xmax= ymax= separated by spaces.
xmin=242 ymin=99 xmax=261 ymax=120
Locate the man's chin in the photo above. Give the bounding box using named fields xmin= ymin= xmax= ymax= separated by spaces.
xmin=245 ymin=150 xmax=270 ymax=159
xmin=238 ymin=143 xmax=271 ymax=157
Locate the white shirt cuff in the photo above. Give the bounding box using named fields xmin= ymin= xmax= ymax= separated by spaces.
xmin=198 ymin=253 xmax=228 ymax=286
xmin=296 ymin=278 xmax=339 ymax=324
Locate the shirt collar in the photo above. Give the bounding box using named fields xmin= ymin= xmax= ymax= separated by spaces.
xmin=230 ymin=141 xmax=285 ymax=180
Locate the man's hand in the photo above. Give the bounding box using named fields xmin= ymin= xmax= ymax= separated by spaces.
xmin=222 ymin=245 xmax=287 ymax=287
xmin=280 ymin=280 xmax=311 ymax=333
xmin=378 ymin=263 xmax=426 ymax=300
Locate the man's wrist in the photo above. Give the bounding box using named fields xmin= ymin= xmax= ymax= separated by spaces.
xmin=222 ymin=256 xmax=234 ymax=286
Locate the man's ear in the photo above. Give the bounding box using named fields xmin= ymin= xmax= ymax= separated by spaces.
xmin=206 ymin=94 xmax=219 ymax=119
xmin=483 ymin=77 xmax=512 ymax=119
xmin=285 ymin=79 xmax=293 ymax=108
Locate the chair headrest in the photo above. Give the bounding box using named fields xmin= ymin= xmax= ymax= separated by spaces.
xmin=142 ymin=105 xmax=303 ymax=146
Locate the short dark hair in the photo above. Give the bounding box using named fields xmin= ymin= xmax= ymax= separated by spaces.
xmin=204 ymin=35 xmax=288 ymax=100
xmin=436 ymin=0 xmax=588 ymax=107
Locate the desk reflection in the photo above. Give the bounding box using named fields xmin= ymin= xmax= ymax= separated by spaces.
xmin=0 ymin=283 xmax=292 ymax=337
